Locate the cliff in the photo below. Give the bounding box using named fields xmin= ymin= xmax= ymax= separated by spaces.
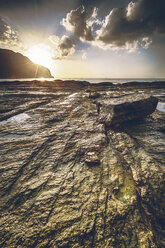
xmin=0 ymin=49 xmax=53 ymax=79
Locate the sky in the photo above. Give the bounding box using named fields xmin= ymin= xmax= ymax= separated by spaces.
xmin=0 ymin=0 xmax=165 ymax=78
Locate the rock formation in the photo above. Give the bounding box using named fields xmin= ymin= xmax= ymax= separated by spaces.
xmin=0 ymin=49 xmax=53 ymax=79
xmin=0 ymin=80 xmax=165 ymax=247
xmin=98 ymin=93 xmax=158 ymax=126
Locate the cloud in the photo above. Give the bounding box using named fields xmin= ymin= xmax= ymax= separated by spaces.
xmin=61 ymin=1 xmax=165 ymax=52
xmin=0 ymin=16 xmax=75 ymax=60
xmin=49 ymin=35 xmax=75 ymax=59
xmin=62 ymin=5 xmax=98 ymax=41
xmin=96 ymin=0 xmax=165 ymax=48
xmin=0 ymin=16 xmax=22 ymax=50
xmin=141 ymin=37 xmax=152 ymax=49
xmin=0 ymin=17 xmax=8 ymax=41
xmin=82 ymin=52 xmax=87 ymax=60
xmin=0 ymin=17 xmax=17 ymax=42
xmin=58 ymin=36 xmax=76 ymax=57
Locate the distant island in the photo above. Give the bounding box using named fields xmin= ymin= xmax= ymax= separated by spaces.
xmin=0 ymin=49 xmax=53 ymax=79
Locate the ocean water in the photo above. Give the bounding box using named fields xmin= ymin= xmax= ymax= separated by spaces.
xmin=0 ymin=78 xmax=165 ymax=84
xmin=61 ymin=78 xmax=165 ymax=84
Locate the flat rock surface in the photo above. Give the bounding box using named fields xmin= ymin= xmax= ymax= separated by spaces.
xmin=100 ymin=93 xmax=155 ymax=104
xmin=0 ymin=80 xmax=165 ymax=248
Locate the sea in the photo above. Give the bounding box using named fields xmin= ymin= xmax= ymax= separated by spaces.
xmin=0 ymin=78 xmax=165 ymax=84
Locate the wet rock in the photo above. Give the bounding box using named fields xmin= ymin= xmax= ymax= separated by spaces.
xmin=120 ymin=80 xmax=165 ymax=89
xmin=112 ymin=186 xmax=120 ymax=195
xmin=0 ymin=81 xmax=164 ymax=248
xmin=88 ymin=91 xmax=101 ymax=99
xmin=98 ymin=93 xmax=158 ymax=126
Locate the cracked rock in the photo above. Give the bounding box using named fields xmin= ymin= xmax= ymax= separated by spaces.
xmin=98 ymin=93 xmax=158 ymax=126
xmin=0 ymin=80 xmax=164 ymax=248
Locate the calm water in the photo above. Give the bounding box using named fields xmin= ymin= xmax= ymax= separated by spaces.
xmin=0 ymin=78 xmax=165 ymax=84
xmin=62 ymin=78 xmax=165 ymax=84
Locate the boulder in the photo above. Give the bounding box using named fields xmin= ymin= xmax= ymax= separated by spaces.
xmin=85 ymin=146 xmax=101 ymax=166
xmin=85 ymin=151 xmax=100 ymax=166
xmin=98 ymin=93 xmax=158 ymax=126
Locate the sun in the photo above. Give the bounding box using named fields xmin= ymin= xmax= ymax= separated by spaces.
xmin=26 ymin=44 xmax=53 ymax=70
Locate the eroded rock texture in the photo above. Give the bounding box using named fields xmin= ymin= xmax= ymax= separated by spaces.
xmin=0 ymin=80 xmax=165 ymax=248
xmin=98 ymin=94 xmax=158 ymax=126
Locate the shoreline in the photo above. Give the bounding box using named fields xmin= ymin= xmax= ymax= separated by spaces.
xmin=0 ymin=78 xmax=165 ymax=88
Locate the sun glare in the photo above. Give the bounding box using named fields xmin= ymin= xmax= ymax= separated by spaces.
xmin=26 ymin=44 xmax=53 ymax=70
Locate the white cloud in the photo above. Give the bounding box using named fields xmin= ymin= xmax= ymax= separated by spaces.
xmin=141 ymin=37 xmax=152 ymax=49
xmin=0 ymin=17 xmax=23 ymax=51
xmin=82 ymin=52 xmax=87 ymax=60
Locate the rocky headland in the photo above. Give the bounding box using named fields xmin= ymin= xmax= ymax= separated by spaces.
xmin=0 ymin=80 xmax=165 ymax=247
xmin=0 ymin=49 xmax=53 ymax=79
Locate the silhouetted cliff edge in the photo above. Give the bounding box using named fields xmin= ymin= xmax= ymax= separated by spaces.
xmin=0 ymin=49 xmax=53 ymax=79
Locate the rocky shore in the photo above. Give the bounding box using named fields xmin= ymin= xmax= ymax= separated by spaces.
xmin=0 ymin=80 xmax=165 ymax=247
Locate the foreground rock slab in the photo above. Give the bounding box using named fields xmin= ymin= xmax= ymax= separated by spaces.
xmin=98 ymin=93 xmax=158 ymax=126
xmin=0 ymin=81 xmax=164 ymax=248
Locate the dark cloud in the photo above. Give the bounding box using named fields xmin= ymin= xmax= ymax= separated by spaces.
xmin=0 ymin=0 xmax=129 ymax=40
xmin=62 ymin=6 xmax=97 ymax=41
xmin=49 ymin=35 xmax=75 ymax=59
xmin=59 ymin=35 xmax=75 ymax=57
xmin=97 ymin=0 xmax=165 ymax=47
xmin=96 ymin=7 xmax=149 ymax=47
xmin=62 ymin=0 xmax=165 ymax=50
xmin=1 ymin=0 xmax=165 ymax=60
